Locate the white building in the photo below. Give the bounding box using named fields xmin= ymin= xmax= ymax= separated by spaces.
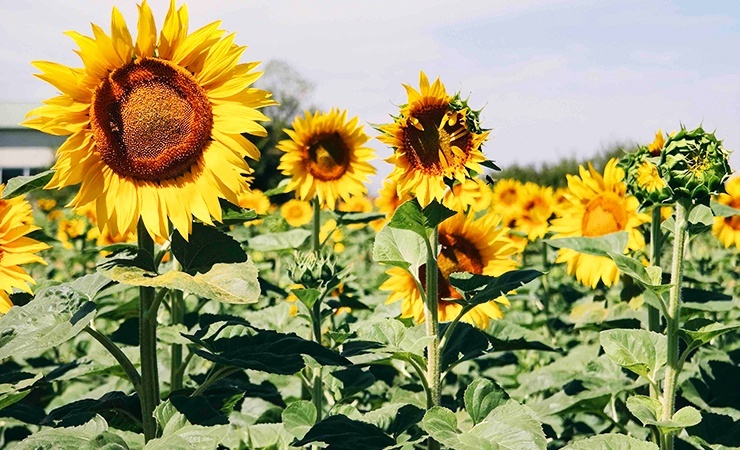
xmin=0 ymin=104 xmax=62 ymax=183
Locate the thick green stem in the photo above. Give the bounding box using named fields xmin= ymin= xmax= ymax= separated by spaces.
xmin=310 ymin=197 xmax=323 ymax=422
xmin=541 ymin=242 xmax=550 ymax=316
xmin=138 ymin=220 xmax=160 ymax=442
xmin=661 ymin=201 xmax=689 ymax=450
xmin=312 ymin=198 xmax=321 ymax=252
xmin=84 ymin=326 xmax=142 ymax=393
xmin=170 ymin=288 xmax=184 ymax=392
xmin=424 ymin=227 xmax=441 ymax=450
xmin=648 ymin=207 xmax=662 ymax=411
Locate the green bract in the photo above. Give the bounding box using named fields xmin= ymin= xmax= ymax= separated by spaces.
xmin=662 ymin=126 xmax=731 ymax=206
xmin=619 ymin=147 xmax=673 ymax=209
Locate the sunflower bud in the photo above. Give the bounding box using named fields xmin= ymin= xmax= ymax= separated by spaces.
xmin=289 ymin=251 xmax=338 ymax=289
xmin=619 ymin=140 xmax=672 ymax=210
xmin=662 ymin=126 xmax=731 ymax=206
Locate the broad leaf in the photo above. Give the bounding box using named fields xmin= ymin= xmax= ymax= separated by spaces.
xmin=474 ymin=401 xmax=547 ymax=450
xmin=464 ymin=378 xmax=509 ymax=425
xmin=680 ymin=318 xmax=740 ymax=347
xmin=247 ymin=229 xmax=311 ymax=251
xmin=282 ymin=400 xmax=316 ymax=440
xmin=485 ymin=319 xmax=557 ymax=352
xmin=372 ymin=225 xmax=428 ymax=273
xmin=336 ymin=211 xmax=385 ymax=225
xmin=15 ymin=416 xmax=130 ymax=449
xmin=0 ymin=276 xmax=100 ymax=360
xmin=441 ymin=322 xmax=489 ymax=371
xmin=331 ymin=367 xmax=376 ymax=398
xmin=1 ymin=170 xmax=54 ymax=198
xmin=544 ymin=232 xmax=628 ymax=257
xmin=172 ymin=222 xmax=247 ymax=274
xmin=144 ymin=403 xmax=227 ymax=450
xmin=449 ymin=269 xmax=543 ymax=305
xmin=626 ymin=395 xmax=662 ymax=427
xmin=710 ymin=199 xmax=740 ymax=217
xmin=563 ymin=434 xmax=659 ymax=450
xmin=100 ymin=261 xmax=260 ymax=304
xmin=599 ymin=329 xmax=666 ymax=380
xmin=42 ymin=391 xmax=141 ymax=432
xmin=292 ymin=414 xmax=395 ymax=449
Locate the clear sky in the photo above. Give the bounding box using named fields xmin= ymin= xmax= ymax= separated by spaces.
xmin=1 ymin=0 xmax=738 ymax=182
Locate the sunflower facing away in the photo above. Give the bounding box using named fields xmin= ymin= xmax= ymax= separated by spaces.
xmin=550 ymin=159 xmax=649 ymax=288
xmin=713 ymin=177 xmax=740 ymax=249
xmin=0 ymin=185 xmax=50 ymax=314
xmin=378 ymin=72 xmax=490 ymax=207
xmin=381 ymin=211 xmax=521 ymax=328
xmin=277 ymin=109 xmax=376 ymax=209
xmin=25 ymin=1 xmax=275 ymax=240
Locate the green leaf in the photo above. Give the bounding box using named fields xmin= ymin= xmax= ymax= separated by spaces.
xmin=218 ymin=207 xmax=259 ymax=225
xmin=15 ymin=416 xmax=130 ymax=449
xmin=0 ymin=278 xmax=98 ymax=360
xmin=331 ymin=367 xmax=376 ymax=398
xmin=144 ymin=405 xmax=227 ymax=450
xmin=372 ymin=225 xmax=428 ymax=273
xmin=485 ymin=319 xmax=557 ymax=352
xmin=474 ymin=401 xmax=547 ymax=450
xmin=336 ymin=211 xmax=386 ymax=225
xmin=599 ymin=329 xmax=666 ymax=380
xmin=247 ymin=229 xmax=311 ymax=251
xmin=172 ymin=222 xmax=247 ymax=274
xmin=282 ymin=400 xmax=316 ymax=440
xmin=100 ymin=261 xmax=260 ymax=304
xmin=422 ymin=406 xmax=481 ymax=450
xmin=291 ymin=288 xmax=322 ymax=309
xmin=422 ymin=199 xmax=456 ymax=229
xmin=626 ymin=395 xmax=662 ymax=426
xmin=184 ymin=315 xmax=350 ymax=375
xmin=562 ymin=434 xmax=659 ymax=450
xmin=42 ymin=391 xmax=141 ymax=432
xmin=442 ymin=322 xmax=490 ymax=371
xmin=710 ymin=199 xmax=740 ymax=217
xmin=607 ymin=253 xmax=667 ymax=289
xmin=355 ymin=319 xmax=432 ymax=360
xmin=1 ymin=170 xmax=54 ymax=199
xmin=544 ymin=232 xmax=628 ymax=257
xmin=388 ymin=199 xmax=428 ymax=239
xmin=688 ymin=204 xmax=714 ymax=227
xmin=680 ymin=318 xmax=740 ymax=347
xmin=449 ymin=269 xmax=543 ymax=305
xmin=464 ymin=378 xmax=509 ymax=425
xmin=360 ymin=403 xmax=424 ymax=439
xmin=292 ymin=414 xmax=395 ymax=449
xmin=169 ymin=394 xmax=229 ymax=427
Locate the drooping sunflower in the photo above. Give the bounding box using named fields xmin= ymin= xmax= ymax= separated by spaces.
xmin=515 ymin=182 xmax=554 ymax=241
xmin=280 ymin=199 xmax=313 ymax=228
xmin=713 ymin=177 xmax=740 ymax=249
xmin=25 ymin=1 xmax=275 ymax=240
xmin=378 ymin=72 xmax=490 ymax=207
xmin=277 ymin=109 xmax=376 ymax=209
xmin=0 ymin=185 xmax=50 ymax=313
xmin=380 ymin=211 xmax=521 ymax=328
xmin=550 ymin=159 xmax=649 ymax=288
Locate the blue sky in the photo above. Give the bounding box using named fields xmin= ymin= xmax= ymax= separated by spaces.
xmin=1 ymin=0 xmax=738 ymax=180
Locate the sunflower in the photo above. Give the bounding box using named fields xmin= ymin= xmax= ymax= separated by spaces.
xmin=635 ymin=160 xmax=667 ymax=193
xmin=380 ymin=211 xmax=520 ymax=328
xmin=550 ymin=159 xmax=649 ymax=288
xmin=237 ymin=189 xmax=271 ymax=215
xmin=280 ymin=199 xmax=312 ymax=227
xmin=378 ymin=72 xmax=490 ymax=207
xmin=647 ymin=129 xmax=665 ymax=156
xmin=375 ymin=179 xmax=413 ymax=219
xmin=277 ymin=109 xmax=376 ymax=209
xmin=515 ymin=182 xmax=554 ymax=241
xmin=0 ymin=185 xmax=50 ymax=310
xmin=25 ymin=1 xmax=275 ymax=240
xmin=443 ymin=178 xmax=492 ymax=212
xmin=490 ymin=178 xmax=524 ymax=227
xmin=713 ymin=177 xmax=740 ymax=249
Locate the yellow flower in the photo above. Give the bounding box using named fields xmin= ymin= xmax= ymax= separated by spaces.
xmin=443 ymin=178 xmax=492 ymax=212
xmin=550 ymin=159 xmax=649 ymax=288
xmin=713 ymin=177 xmax=740 ymax=249
xmin=237 ymin=189 xmax=271 ymax=215
xmin=0 ymin=291 xmax=12 ymax=315
xmin=375 ymin=179 xmax=412 ymax=219
xmin=26 ymin=0 xmax=275 ymax=240
xmin=37 ymin=198 xmax=57 ymax=212
xmin=378 ymin=72 xmax=489 ymax=207
xmin=515 ymin=182 xmax=554 ymax=241
xmin=338 ymin=195 xmax=373 ymax=213
xmin=57 ymin=217 xmax=88 ymax=249
xmin=280 ymin=199 xmax=312 ymax=227
xmin=648 ymin=129 xmax=665 ymax=156
xmin=319 ymin=218 xmax=343 ymax=244
xmin=636 ymin=160 xmax=667 ymax=192
xmin=490 ymin=178 xmax=524 ymax=227
xmin=380 ymin=211 xmax=520 ymax=328
xmin=0 ymin=185 xmax=50 ymax=305
xmin=277 ymin=109 xmax=376 ymax=209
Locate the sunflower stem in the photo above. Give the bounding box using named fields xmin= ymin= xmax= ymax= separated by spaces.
xmin=661 ymin=201 xmax=689 ymax=450
xmin=310 ymin=197 xmax=324 ymax=423
xmin=647 ymin=207 xmax=662 ymax=408
xmin=84 ymin=326 xmax=142 ymax=394
xmin=138 ymin=220 xmax=160 ymax=442
xmin=424 ymin=226 xmax=441 ymax=450
xmin=170 ymin=257 xmax=185 ymax=392
xmin=312 ymin=198 xmax=321 ymax=252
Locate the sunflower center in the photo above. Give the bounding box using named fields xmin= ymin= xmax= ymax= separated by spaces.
xmin=90 ymin=57 xmax=213 ymax=181
xmin=403 ymin=107 xmax=472 ymax=175
xmin=420 ymin=232 xmax=483 ymax=301
xmin=582 ymin=194 xmax=628 ymax=237
xmin=306 ymin=133 xmax=350 ymax=181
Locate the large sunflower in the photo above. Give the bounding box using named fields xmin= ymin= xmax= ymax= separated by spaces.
xmin=713 ymin=176 xmax=740 ymax=249
xmin=550 ymin=159 xmax=649 ymax=288
xmin=277 ymin=109 xmax=376 ymax=209
xmin=25 ymin=1 xmax=275 ymax=240
xmin=0 ymin=185 xmax=50 ymax=314
xmin=378 ymin=72 xmax=490 ymax=207
xmin=380 ymin=211 xmax=520 ymax=328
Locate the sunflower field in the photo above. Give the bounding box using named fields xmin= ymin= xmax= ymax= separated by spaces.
xmin=1 ymin=2 xmax=738 ymax=450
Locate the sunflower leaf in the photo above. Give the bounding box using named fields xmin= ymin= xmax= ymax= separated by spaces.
xmin=422 ymin=200 xmax=456 ymax=229
xmin=247 ymin=229 xmax=311 ymax=252
xmin=388 ymin=199 xmax=428 ymax=238
xmin=599 ymin=329 xmax=666 ymax=380
xmin=372 ymin=225 xmax=428 ymax=275
xmin=1 ymin=170 xmax=55 ymax=199
xmin=679 ymin=318 xmax=740 ymax=347
xmin=292 ymin=414 xmax=395 ymax=449
xmin=99 ymin=261 xmax=260 ymax=304
xmin=172 ymin=222 xmax=248 ymax=274
xmin=464 ymin=379 xmax=509 ymax=425
xmin=710 ymin=199 xmax=740 ymax=217
xmin=14 ymin=416 xmax=130 ymax=450
xmin=562 ymin=434 xmax=659 ymax=450
xmin=544 ymin=232 xmax=629 ymax=257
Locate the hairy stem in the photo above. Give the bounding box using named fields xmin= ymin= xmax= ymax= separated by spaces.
xmin=661 ymin=201 xmax=689 ymax=450
xmin=138 ymin=220 xmax=160 ymax=442
xmin=648 ymin=207 xmax=663 ymax=416
xmin=424 ymin=227 xmax=440 ymax=450
xmin=84 ymin=326 xmax=142 ymax=393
